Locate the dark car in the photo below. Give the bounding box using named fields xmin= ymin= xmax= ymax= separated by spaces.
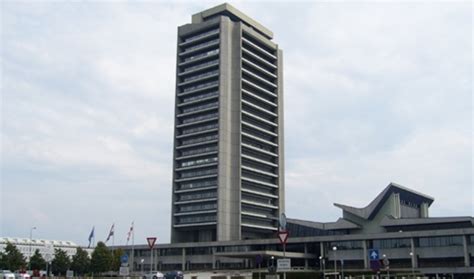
xmin=164 ymin=271 xmax=183 ymax=279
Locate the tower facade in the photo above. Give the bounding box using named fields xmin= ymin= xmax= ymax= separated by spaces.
xmin=171 ymin=3 xmax=284 ymax=243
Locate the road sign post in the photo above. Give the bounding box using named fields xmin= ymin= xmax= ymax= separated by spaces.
xmin=147 ymin=237 xmax=157 ymax=272
xmin=277 ymin=226 xmax=289 ymax=279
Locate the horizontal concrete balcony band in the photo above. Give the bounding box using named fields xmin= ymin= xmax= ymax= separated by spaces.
xmin=177 ymin=117 xmax=218 ymax=128
xmin=241 ymin=187 xmax=278 ymax=199
xmin=173 ymin=221 xmax=217 ymax=228
xmin=241 ymin=199 xmax=278 ymax=210
xmin=242 ymin=38 xmax=277 ymax=61
xmin=241 ymin=222 xmax=278 ymax=231
xmin=176 ymin=128 xmax=218 ymax=139
xmin=174 ymin=174 xmax=217 ymax=183
xmin=241 ymin=143 xmax=278 ymax=157
xmin=177 ymin=83 xmax=219 ymax=97
xmin=241 ymin=176 xmax=278 ymax=189
xmin=173 ymin=209 xmax=217 ymax=217
xmin=241 ymin=110 xmax=277 ymax=127
xmin=174 ymin=197 xmax=217 ymax=205
xmin=178 ymin=73 xmax=219 ymax=87
xmin=177 ymin=106 xmax=219 ymax=118
xmin=179 ymin=61 xmax=219 ymax=77
xmin=242 ymin=78 xmax=277 ymax=99
xmin=241 ymin=154 xmax=278 ymax=168
xmin=176 ymin=151 xmax=218 ymax=161
xmin=179 ymin=40 xmax=220 ymax=57
xmin=241 ymin=165 xmax=278 ymax=178
xmin=176 ymin=139 xmax=219 ymax=150
xmin=242 ymin=58 xmax=277 ymax=79
xmin=242 ymin=68 xmax=277 ymax=89
xmin=175 ymin=162 xmax=218 ymax=172
xmin=242 ymin=89 xmax=277 ymax=108
xmin=241 ymin=132 xmax=278 ymax=147
xmin=179 ymin=30 xmax=220 ymax=47
xmin=174 ymin=186 xmax=218 ymax=194
xmin=241 ymin=211 xmax=268 ymax=219
xmin=178 ymin=94 xmax=218 ymax=107
xmin=242 ymin=48 xmax=277 ymax=70
xmin=178 ymin=52 xmax=219 ymax=67
xmin=242 ymin=29 xmax=277 ymax=51
xmin=242 ymin=103 xmax=277 ymax=123
xmin=242 ymin=121 xmax=278 ymax=137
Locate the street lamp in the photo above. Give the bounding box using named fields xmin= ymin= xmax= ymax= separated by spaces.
xmin=28 ymin=227 xmax=37 ymax=271
xmin=140 ymin=259 xmax=144 ymax=274
xmin=319 ymin=256 xmax=326 ymax=278
xmin=409 ymin=252 xmax=415 ymax=278
xmin=382 ymin=254 xmax=389 ymax=279
xmin=332 ymin=246 xmax=337 ymax=279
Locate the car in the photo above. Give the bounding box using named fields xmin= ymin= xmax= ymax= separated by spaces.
xmin=14 ymin=273 xmax=30 ymax=279
xmin=0 ymin=270 xmax=15 ymax=279
xmin=142 ymin=271 xmax=164 ymax=279
xmin=164 ymin=271 xmax=183 ymax=279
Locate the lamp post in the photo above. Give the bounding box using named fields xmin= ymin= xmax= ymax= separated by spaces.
xmin=271 ymin=256 xmax=275 ymax=274
xmin=140 ymin=259 xmax=144 ymax=274
xmin=409 ymin=252 xmax=415 ymax=279
xmin=332 ymin=246 xmax=337 ymax=279
xmin=319 ymin=256 xmax=326 ymax=278
xmin=382 ymin=254 xmax=389 ymax=279
xmin=28 ymin=227 xmax=37 ymax=271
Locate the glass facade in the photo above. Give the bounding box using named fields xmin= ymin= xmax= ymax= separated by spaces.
xmin=418 ymin=236 xmax=463 ymax=247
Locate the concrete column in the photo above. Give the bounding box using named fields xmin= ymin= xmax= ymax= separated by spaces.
xmin=304 ymin=243 xmax=308 ymax=269
xmin=320 ymin=242 xmax=325 ymax=258
xmin=181 ymin=248 xmax=186 ymax=271
xmin=212 ymin=247 xmax=216 ymax=269
xmin=362 ymin=240 xmax=368 ymax=269
xmin=463 ymin=235 xmax=470 ymax=267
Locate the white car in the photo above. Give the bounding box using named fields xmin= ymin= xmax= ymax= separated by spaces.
xmin=143 ymin=271 xmax=164 ymax=279
xmin=0 ymin=270 xmax=15 ymax=279
xmin=14 ymin=273 xmax=30 ymax=279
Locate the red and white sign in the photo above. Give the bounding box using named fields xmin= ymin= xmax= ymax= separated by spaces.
xmin=146 ymin=237 xmax=157 ymax=249
xmin=277 ymin=230 xmax=289 ymax=244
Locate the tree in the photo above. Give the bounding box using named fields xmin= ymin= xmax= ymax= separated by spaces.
xmin=0 ymin=251 xmax=8 ymax=269
xmin=4 ymin=242 xmax=26 ymax=271
xmin=90 ymin=242 xmax=112 ymax=274
xmin=111 ymin=248 xmax=124 ymax=271
xmin=51 ymin=248 xmax=70 ymax=276
xmin=29 ymin=249 xmax=46 ymax=270
xmin=71 ymin=247 xmax=90 ymax=276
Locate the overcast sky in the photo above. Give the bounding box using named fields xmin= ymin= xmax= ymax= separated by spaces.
xmin=1 ymin=1 xmax=472 ymax=247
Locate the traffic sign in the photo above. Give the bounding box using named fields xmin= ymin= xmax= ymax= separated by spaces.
xmin=255 ymin=254 xmax=263 ymax=265
xmin=277 ymin=258 xmax=291 ymax=272
xmin=119 ymin=267 xmax=129 ymax=276
xmin=369 ymin=249 xmax=379 ymax=260
xmin=277 ymin=230 xmax=289 ymax=244
xmin=147 ymin=237 xmax=157 ymax=249
xmin=120 ymin=254 xmax=129 ymax=264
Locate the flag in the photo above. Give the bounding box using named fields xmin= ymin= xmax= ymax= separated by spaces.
xmin=127 ymin=221 xmax=134 ymax=242
xmin=106 ymin=223 xmax=115 ymax=243
xmin=88 ymin=226 xmax=95 ymax=248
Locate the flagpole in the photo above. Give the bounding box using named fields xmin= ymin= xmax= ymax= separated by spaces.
xmin=131 ymin=223 xmax=135 ymax=273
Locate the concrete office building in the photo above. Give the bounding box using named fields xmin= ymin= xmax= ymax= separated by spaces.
xmin=171 ymin=3 xmax=284 ymax=243
xmin=113 ymin=4 xmax=474 ymax=278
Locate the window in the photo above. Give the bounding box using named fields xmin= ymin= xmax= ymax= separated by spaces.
xmin=418 ymin=236 xmax=463 ymax=247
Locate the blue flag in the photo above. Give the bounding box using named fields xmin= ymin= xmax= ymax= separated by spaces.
xmin=88 ymin=226 xmax=95 ymax=248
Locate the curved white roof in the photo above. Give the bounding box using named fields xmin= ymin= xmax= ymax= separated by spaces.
xmin=0 ymin=238 xmax=79 ymax=247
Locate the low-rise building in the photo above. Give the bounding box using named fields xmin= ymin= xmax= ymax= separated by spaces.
xmin=114 ymin=183 xmax=474 ymax=277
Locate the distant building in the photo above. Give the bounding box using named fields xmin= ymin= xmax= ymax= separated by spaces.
xmin=0 ymin=238 xmax=92 ymax=261
xmin=171 ymin=3 xmax=284 ymax=243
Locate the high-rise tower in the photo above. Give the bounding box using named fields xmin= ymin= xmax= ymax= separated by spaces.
xmin=171 ymin=3 xmax=284 ymax=243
